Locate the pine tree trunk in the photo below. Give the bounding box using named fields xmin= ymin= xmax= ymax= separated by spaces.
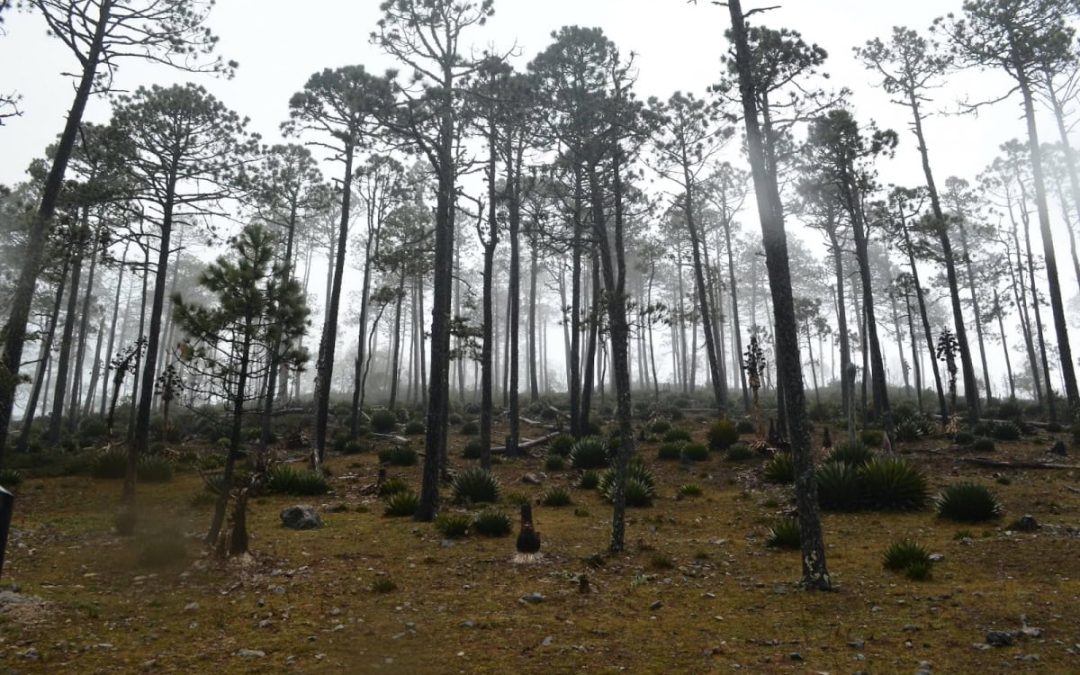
xmin=69 ymin=234 xmax=100 ymax=431
xmin=900 ymin=222 xmax=948 ymax=422
xmin=47 ymin=238 xmax=84 ymax=446
xmin=16 ymin=259 xmax=70 ymax=453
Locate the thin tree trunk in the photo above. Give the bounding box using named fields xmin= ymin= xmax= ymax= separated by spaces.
xmin=16 ymin=259 xmax=70 ymax=453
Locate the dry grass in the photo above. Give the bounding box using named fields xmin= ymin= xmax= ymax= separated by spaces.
xmin=1 ymin=418 xmax=1078 ymax=673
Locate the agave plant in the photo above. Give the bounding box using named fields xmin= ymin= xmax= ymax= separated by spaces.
xmin=936 ymin=483 xmax=1002 ymax=522
xmin=600 ymin=457 xmax=656 ymax=507
xmin=569 ymin=436 xmax=609 ymax=469
xmin=858 ymin=458 xmax=928 ymax=511
xmin=452 ymin=467 xmax=500 ymax=504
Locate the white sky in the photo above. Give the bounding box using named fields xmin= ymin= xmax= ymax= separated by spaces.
xmin=1 ymin=0 xmax=1077 ymax=397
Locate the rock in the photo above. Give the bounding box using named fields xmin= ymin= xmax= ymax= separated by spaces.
xmin=1020 ymin=626 xmax=1042 ymax=638
xmin=1049 ymin=440 xmax=1067 ymax=456
xmin=928 ymin=553 xmax=945 ymax=562
xmin=972 ymin=643 xmax=991 ymax=651
xmin=258 ymin=619 xmax=273 ymax=629
xmin=903 ymin=624 xmax=921 ymax=632
xmin=649 ymin=600 xmax=663 ymax=611
xmin=236 ymin=649 xmax=266 ymax=658
xmin=1013 ymin=515 xmax=1039 ymax=532
xmin=461 ymin=620 xmax=477 ymax=629
xmin=848 ymin=639 xmax=865 ymax=650
xmin=959 ymin=537 xmax=974 ymax=546
xmin=521 ymin=473 xmax=543 ymax=485
xmin=986 ymin=631 xmax=1015 ymax=647
xmin=184 ymin=602 xmax=199 ymax=612
xmin=280 ymin=505 xmax=322 ymax=530
xmin=542 ymin=636 xmax=553 ymax=646
xmin=788 ymin=652 xmax=803 ymax=661
xmin=20 ymin=647 xmax=39 ymax=660
xmin=520 ymin=592 xmax=544 ymax=604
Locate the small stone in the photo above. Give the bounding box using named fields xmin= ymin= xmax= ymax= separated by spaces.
xmin=918 ymin=660 xmax=932 ymax=669
xmin=1020 ymin=626 xmax=1042 ymax=638
xmin=272 ymin=585 xmax=286 ymax=595
xmin=1049 ymin=440 xmax=1067 ymax=456
xmin=1014 ymin=515 xmax=1039 ymax=532
xmin=903 ymin=624 xmax=921 ymax=632
xmin=280 ymin=505 xmax=323 ymax=530
xmin=928 ymin=553 xmax=945 ymax=562
xmin=20 ymin=647 xmax=39 ymax=660
xmin=462 ymin=620 xmax=477 ymax=629
xmin=521 ymin=473 xmax=543 ymax=485
xmin=520 ymin=592 xmax=544 ymax=604
xmin=848 ymin=639 xmax=865 ymax=650
xmin=986 ymin=631 xmax=1015 ymax=647
xmin=258 ymin=619 xmax=273 ymax=629
xmin=1019 ymin=654 xmax=1040 ymax=662
xmin=184 ymin=602 xmax=199 ymax=612
xmin=972 ymin=643 xmax=991 ymax=651
xmin=788 ymin=652 xmax=803 ymax=661
xmin=959 ymin=537 xmax=974 ymax=546
xmin=542 ymin=636 xmax=553 ymax=646
xmin=236 ymin=649 xmax=266 ymax=658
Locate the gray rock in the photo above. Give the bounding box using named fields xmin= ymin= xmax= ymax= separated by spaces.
xmin=1013 ymin=515 xmax=1039 ymax=532
xmin=280 ymin=505 xmax=322 ymax=530
xmin=1049 ymin=440 xmax=1067 ymax=456
xmin=1020 ymin=626 xmax=1042 ymax=639
xmin=929 ymin=553 xmax=945 ymax=562
xmin=236 ymin=649 xmax=266 ymax=658
xmin=520 ymin=592 xmax=544 ymax=604
xmin=788 ymin=652 xmax=803 ymax=661
xmin=986 ymin=631 xmax=1015 ymax=647
xmin=521 ymin=473 xmax=543 ymax=485
xmin=848 ymin=639 xmax=865 ymax=650
xmin=650 ymin=600 xmax=663 ymax=611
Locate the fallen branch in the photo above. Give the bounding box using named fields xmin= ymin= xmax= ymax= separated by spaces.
xmin=1065 ymin=486 xmax=1080 ymax=495
xmin=490 ymin=431 xmax=561 ymax=455
xmin=957 ymin=457 xmax=1080 ymax=470
xmin=370 ymin=433 xmax=410 ymax=444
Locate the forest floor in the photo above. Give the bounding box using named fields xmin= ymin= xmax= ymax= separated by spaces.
xmin=0 ymin=415 xmax=1078 ymax=674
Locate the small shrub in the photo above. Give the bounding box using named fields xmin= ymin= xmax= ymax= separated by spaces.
xmin=708 ymin=419 xmax=740 ymax=451
xmin=895 ymin=419 xmax=924 ymax=443
xmin=649 ymin=419 xmax=672 ymax=435
xmin=404 ymin=420 xmax=425 ymax=435
xmin=549 ymin=434 xmax=575 ymax=457
xmin=663 ymin=428 xmax=692 ymax=443
xmin=991 ymin=421 xmax=1021 ymax=441
xmin=953 ymin=430 xmax=975 ymax=445
xmin=623 ymin=479 xmax=655 ymax=507
xmin=826 ymin=441 xmax=874 ymax=467
xmin=504 ymin=491 xmax=530 ymax=506
xmin=541 ymin=487 xmax=572 ymax=507
xmin=570 ymin=436 xmax=609 ymax=469
xmin=383 ymin=490 xmax=419 ymax=517
xmin=78 ymin=417 xmax=109 ymax=444
xmin=997 ymin=398 xmax=1024 ymax=420
xmin=370 ymin=409 xmax=398 ymax=434
xmin=657 ymin=442 xmax=683 ymax=461
xmin=91 ymin=449 xmax=128 ymax=479
xmin=860 ymin=429 xmax=884 ymax=447
xmin=905 ymin=560 xmax=933 ymax=581
xmin=599 ymin=458 xmax=656 ymax=507
xmin=736 ymin=419 xmax=756 ymax=434
xmin=649 ymin=553 xmax=674 ymax=570
xmin=763 ymin=453 xmax=795 ymax=484
xmin=682 ymin=442 xmax=709 ymax=462
xmin=678 ymin=483 xmax=702 ymax=498
xmin=472 ymin=510 xmax=512 ymax=537
xmin=936 ymin=483 xmax=1003 ymax=522
xmin=371 ymin=577 xmax=396 ymax=593
xmin=452 ymin=467 xmax=500 ymax=504
xmin=462 ymin=440 xmax=483 ymax=460
xmin=342 ymin=439 xmax=365 ymax=455
xmin=973 ymin=437 xmax=996 ymax=453
xmin=460 ymin=421 xmax=480 ymax=436
xmin=136 ymin=456 xmax=174 ymax=483
xmin=578 ymin=470 xmax=599 ymax=490
xmin=0 ymin=468 xmax=23 ymax=487
xmin=725 ymin=442 xmax=754 ymax=461
xmin=544 ymin=455 xmax=566 ymax=472
xmin=859 ymin=458 xmax=927 ymax=511
xmin=882 ymin=539 xmax=931 ymax=577
xmin=816 ymin=461 xmax=863 ymax=512
xmin=267 ymin=466 xmax=329 ymax=496
xmin=448 ymin=412 xmax=463 ymax=425
xmin=766 ymin=518 xmax=801 ymax=550
xmin=379 ymin=446 xmax=417 ymax=467
xmin=378 ymin=477 xmax=409 ymax=497
xmin=434 ymin=513 xmax=471 ymax=538
xmin=136 ymin=530 xmax=187 ymax=568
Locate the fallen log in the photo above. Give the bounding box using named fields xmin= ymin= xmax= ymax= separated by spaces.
xmin=957 ymin=457 xmax=1080 ymax=470
xmin=490 ymin=431 xmax=561 ymax=455
xmin=370 ymin=433 xmax=410 ymax=444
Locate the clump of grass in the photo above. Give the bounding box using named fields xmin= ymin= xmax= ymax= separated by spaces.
xmin=736 ymin=419 xmax=756 ymax=434
xmin=462 ymin=440 xmax=483 ymax=459
xmin=663 ymin=428 xmax=692 ymax=443
xmin=936 ymin=483 xmax=1002 ymax=522
xmin=452 ymin=467 xmax=500 ymax=504
xmin=267 ymin=466 xmax=329 ymax=496
xmin=460 ymin=421 xmax=480 ymax=436
xmin=378 ymin=446 xmax=417 ymax=467
xmin=136 ymin=530 xmax=187 ymax=568
xmin=404 ymin=420 xmax=425 ymax=435
xmin=91 ymin=449 xmax=128 ymax=479
xmin=570 ymin=436 xmax=609 ymax=469
xmin=549 ymin=433 xmax=575 ymax=457
xmin=371 ymin=577 xmax=396 ymax=593
xmin=707 ymin=419 xmax=740 ymax=451
xmin=657 ymin=442 xmax=683 ymax=461
xmin=649 ymin=553 xmax=674 ymax=570
xmin=434 ymin=513 xmax=471 ymax=538
xmin=816 ymin=461 xmax=862 ymax=512
xmin=136 ymin=456 xmax=174 ymax=483
xmin=682 ymin=442 xmax=709 ymax=462
xmin=763 ymin=452 xmax=794 ymax=484
xmin=544 ymin=455 xmax=566 ymax=472
xmin=383 ymin=491 xmax=419 ymax=517
xmin=370 ymin=409 xmax=397 ymax=434
xmin=541 ymin=486 xmax=572 ymax=507
xmin=0 ymin=468 xmax=24 ymax=486
xmin=472 ymin=510 xmax=511 ymax=537
xmin=649 ymin=419 xmax=672 ymax=435
xmin=766 ymin=518 xmax=800 ymax=550
xmin=860 ymin=429 xmax=884 ymax=447
xmin=826 ymin=441 xmax=874 ymax=467
xmin=600 ymin=457 xmax=656 ymax=507
xmin=859 ymin=458 xmax=928 ymax=511
xmin=882 ymin=539 xmax=932 ymax=580
xmin=991 ymin=421 xmax=1021 ymax=441
xmin=677 ymin=483 xmax=702 ymax=498
xmin=378 ymin=477 xmax=409 ymax=497
xmin=343 ymin=439 xmax=366 ymax=455
xmin=973 ymin=437 xmax=996 ymax=453
xmin=504 ymin=491 xmax=530 ymax=506
xmin=578 ymin=470 xmax=599 ymax=490
xmin=725 ymin=442 xmax=754 ymax=461
xmin=953 ymin=430 xmax=975 ymax=445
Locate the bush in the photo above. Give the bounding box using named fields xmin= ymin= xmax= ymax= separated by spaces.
xmin=541 ymin=487 xmax=572 ymax=507
xmin=544 ymin=455 xmax=566 ymax=471
xmin=570 ymin=436 xmax=609 ymax=469
xmin=766 ymin=518 xmax=801 ymax=549
xmin=725 ymin=442 xmax=754 ymax=461
xmin=816 ymin=461 xmax=863 ymax=512
xmin=378 ymin=446 xmax=417 ymax=466
xmin=462 ymin=440 xmax=483 ymax=460
xmin=736 ymin=419 xmax=756 ymax=435
xmin=578 ymin=470 xmax=599 ymax=490
xmin=649 ymin=419 xmax=672 ymax=435
xmin=549 ymin=433 xmax=575 ymax=457
xmin=383 ymin=490 xmax=419 ymax=517
xmin=657 ymin=442 xmax=683 ymax=461
xmin=78 ymin=417 xmax=109 ymax=444
xmin=973 ymin=437 xmax=996 ymax=453
xmin=826 ymin=441 xmax=874 ymax=467
xmin=267 ymin=466 xmax=329 ymax=496
xmin=991 ymin=421 xmax=1021 ymax=441
xmin=0 ymin=468 xmax=23 ymax=487
xmin=472 ymin=510 xmax=512 ymax=537
xmin=997 ymin=398 xmax=1024 ymax=420
xmin=860 ymin=429 xmax=884 ymax=447
xmin=91 ymin=449 xmax=128 ymax=479
xmin=663 ymin=428 xmax=692 ymax=443
xmin=342 ymin=439 xmax=366 ymax=455
xmin=371 ymin=577 xmax=397 ymax=593
xmin=370 ymin=409 xmax=398 ymax=434
xmin=678 ymin=483 xmax=702 ymax=498
xmin=859 ymin=458 xmax=928 ymax=511
xmin=600 ymin=457 xmax=656 ymax=507
xmin=448 ymin=412 xmax=463 ymax=425
xmin=808 ymin=401 xmax=839 ymax=422
xmin=682 ymin=442 xmax=710 ymax=462
xmin=378 ymin=477 xmax=409 ymax=497
xmin=136 ymin=530 xmax=187 ymax=568
xmin=882 ymin=539 xmax=932 ymax=580
xmin=972 ymin=420 xmax=995 ymax=437
xmin=136 ymin=456 xmax=174 ymax=483
xmin=936 ymin=483 xmax=1003 ymax=522
xmin=404 ymin=420 xmax=425 ymax=436
xmin=434 ymin=513 xmax=471 ymax=538
xmin=708 ymin=419 xmax=740 ymax=451
xmin=763 ymin=453 xmax=795 ymax=484
xmin=460 ymin=421 xmax=480 ymax=436
xmin=953 ymin=430 xmax=975 ymax=445
xmin=895 ymin=419 xmax=924 ymax=443
xmin=452 ymin=467 xmax=500 ymax=504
